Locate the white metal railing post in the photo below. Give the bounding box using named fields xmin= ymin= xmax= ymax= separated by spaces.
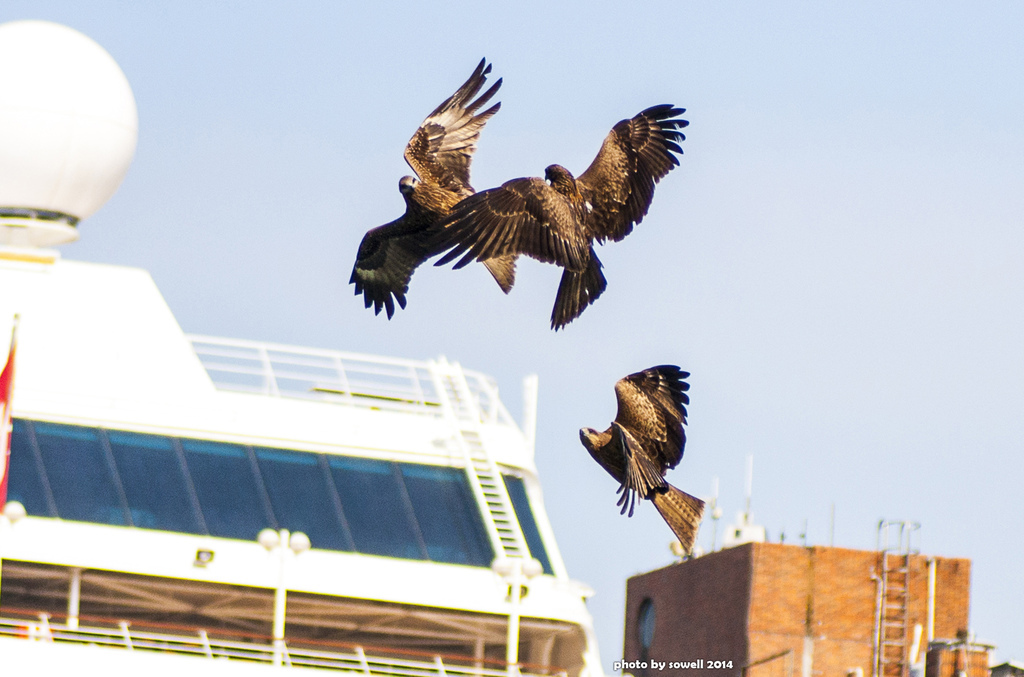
xmin=492 ymin=558 xmax=543 ymax=677
xmin=199 ymin=629 xmax=214 ymax=658
xmin=356 ymin=645 xmax=372 ymax=676
xmin=410 ymin=365 xmax=426 ymax=405
xmin=507 ymin=570 xmax=522 ymax=677
xmin=119 ymin=620 xmax=133 ymax=650
xmin=67 ymin=567 xmax=82 ymax=630
xmin=474 ymin=637 xmax=486 ymax=677
xmin=272 ymin=528 xmax=289 ymax=666
xmin=258 ymin=527 xmax=310 ymax=667
xmin=260 ymin=346 xmax=280 ymax=396
xmin=37 ymin=612 xmax=52 ymax=641
xmin=334 ymin=355 xmax=353 ymax=400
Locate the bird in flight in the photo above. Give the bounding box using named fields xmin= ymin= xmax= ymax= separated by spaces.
xmin=432 ymin=104 xmax=687 ymax=330
xmin=579 ymin=365 xmax=705 ymax=553
xmin=350 ymin=59 xmax=514 ymax=318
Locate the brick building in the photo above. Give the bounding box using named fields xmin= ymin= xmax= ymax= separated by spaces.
xmin=623 ymin=542 xmax=973 ymax=677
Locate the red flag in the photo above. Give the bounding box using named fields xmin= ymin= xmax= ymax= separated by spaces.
xmin=0 ymin=315 xmax=18 ymax=506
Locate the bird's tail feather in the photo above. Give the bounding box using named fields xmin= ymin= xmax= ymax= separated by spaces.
xmin=652 ymin=483 xmax=705 ymax=555
xmin=482 ymin=254 xmax=517 ymax=294
xmin=551 ymin=253 xmax=606 ymax=330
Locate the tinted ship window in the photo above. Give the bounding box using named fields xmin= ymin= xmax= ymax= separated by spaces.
xmin=34 ymin=422 xmax=127 ymax=526
xmin=108 ymin=431 xmax=202 ymax=534
xmin=504 ymin=475 xmax=553 ymax=575
xmin=255 ymin=447 xmax=352 ymax=552
xmin=328 ymin=456 xmax=424 ymax=560
xmin=6 ymin=419 xmax=53 ymax=517
xmin=182 ymin=439 xmax=270 ymax=541
xmin=400 ymin=463 xmax=491 ymax=566
xmin=8 ymin=419 xmax=497 ymax=568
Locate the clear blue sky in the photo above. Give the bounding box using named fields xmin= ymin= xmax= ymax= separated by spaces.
xmin=4 ymin=0 xmax=1023 ymax=665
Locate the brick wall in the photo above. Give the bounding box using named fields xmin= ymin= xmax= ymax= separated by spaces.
xmin=624 ymin=545 xmax=751 ymax=677
xmin=748 ymin=545 xmax=878 ymax=676
xmin=623 ymin=543 xmax=971 ymax=677
xmin=748 ymin=544 xmax=971 ymax=677
xmin=931 ymin=558 xmax=971 ymax=640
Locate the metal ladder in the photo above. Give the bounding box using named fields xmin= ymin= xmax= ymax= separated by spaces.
xmin=431 ymin=359 xmax=529 ymax=560
xmin=874 ymin=520 xmax=919 ymax=677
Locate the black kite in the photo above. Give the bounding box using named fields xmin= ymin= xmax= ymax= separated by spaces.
xmin=579 ymin=365 xmax=705 ymax=553
xmin=350 ymin=60 xmax=512 ymax=318
xmin=432 ymin=105 xmax=687 ymax=329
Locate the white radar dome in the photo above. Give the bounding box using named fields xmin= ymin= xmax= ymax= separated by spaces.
xmin=0 ymin=20 xmax=138 ymax=247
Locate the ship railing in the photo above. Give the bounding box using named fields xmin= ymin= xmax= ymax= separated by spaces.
xmin=0 ymin=614 xmax=563 ymax=677
xmin=187 ymin=335 xmax=518 ymax=429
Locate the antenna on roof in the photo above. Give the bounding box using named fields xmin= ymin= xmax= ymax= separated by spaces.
xmin=722 ymin=455 xmax=765 ymax=549
xmin=829 ymin=502 xmax=835 ymax=547
xmin=708 ymin=477 xmax=723 ymax=551
xmin=743 ymin=455 xmax=753 ymax=520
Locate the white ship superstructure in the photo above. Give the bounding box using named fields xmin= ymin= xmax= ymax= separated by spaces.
xmin=0 ymin=19 xmax=601 ymax=677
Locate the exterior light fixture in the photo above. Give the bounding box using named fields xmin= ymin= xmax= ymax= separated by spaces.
xmin=258 ymin=528 xmax=311 ymax=666
xmin=491 ymin=556 xmax=544 ymax=676
xmin=2 ymin=501 xmax=26 ymax=523
xmin=193 ymin=549 xmax=215 ymax=568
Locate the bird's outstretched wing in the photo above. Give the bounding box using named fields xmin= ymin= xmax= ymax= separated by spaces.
xmin=350 ymin=219 xmax=433 ymax=319
xmin=404 ymin=59 xmax=502 ymax=194
xmin=433 ymin=177 xmax=590 ymax=270
xmin=577 ymin=104 xmax=687 ymax=243
xmin=613 ymin=365 xmax=690 ymax=470
xmin=351 ymin=60 xmax=501 ymax=318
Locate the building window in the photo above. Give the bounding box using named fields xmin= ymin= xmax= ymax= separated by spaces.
xmin=638 ymin=597 xmax=656 ymax=652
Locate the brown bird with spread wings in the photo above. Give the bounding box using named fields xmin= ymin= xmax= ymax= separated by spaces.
xmin=350 ymin=60 xmax=514 ymax=318
xmin=432 ymin=105 xmax=687 ymax=330
xmin=579 ymin=365 xmax=705 ymax=553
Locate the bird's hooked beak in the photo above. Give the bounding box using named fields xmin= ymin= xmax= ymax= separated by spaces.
xmin=579 ymin=427 xmax=597 ymax=449
xmin=399 ymin=175 xmax=418 ymax=195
